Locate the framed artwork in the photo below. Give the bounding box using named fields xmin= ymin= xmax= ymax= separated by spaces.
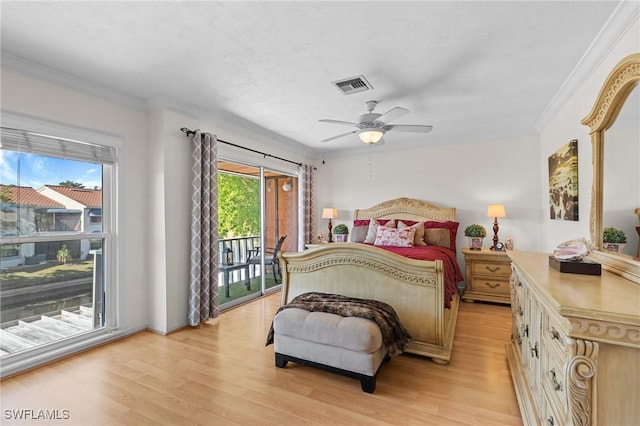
xmin=548 ymin=139 xmax=579 ymax=221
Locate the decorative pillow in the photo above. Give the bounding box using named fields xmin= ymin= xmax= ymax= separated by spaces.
xmin=424 ymin=221 xmax=460 ymax=252
xmin=374 ymin=225 xmax=416 ymax=247
xmin=397 ymin=220 xmax=427 ymax=246
xmin=350 ymin=225 xmax=368 ymax=243
xmin=363 ymin=219 xmax=396 ymax=244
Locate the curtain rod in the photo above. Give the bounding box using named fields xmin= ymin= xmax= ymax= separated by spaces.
xmin=180 ymin=127 xmax=302 ymax=167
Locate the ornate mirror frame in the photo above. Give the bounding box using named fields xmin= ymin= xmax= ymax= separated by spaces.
xmin=582 ymin=53 xmax=640 ymax=284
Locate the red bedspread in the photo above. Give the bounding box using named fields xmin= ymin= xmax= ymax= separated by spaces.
xmin=365 ymin=244 xmax=463 ymax=309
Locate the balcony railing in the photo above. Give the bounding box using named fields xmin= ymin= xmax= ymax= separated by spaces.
xmin=218 ymin=235 xmax=260 ymax=265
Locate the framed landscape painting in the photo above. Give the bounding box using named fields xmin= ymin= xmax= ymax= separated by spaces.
xmin=548 ymin=139 xmax=579 ymax=221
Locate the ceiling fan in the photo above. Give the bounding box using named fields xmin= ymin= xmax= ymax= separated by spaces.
xmin=319 ymin=100 xmax=433 ymax=144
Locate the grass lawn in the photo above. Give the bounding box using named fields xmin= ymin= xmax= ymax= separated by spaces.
xmin=0 ymin=260 xmax=94 ymax=288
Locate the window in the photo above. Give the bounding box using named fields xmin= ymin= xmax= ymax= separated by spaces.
xmin=0 ymin=124 xmax=118 ymax=375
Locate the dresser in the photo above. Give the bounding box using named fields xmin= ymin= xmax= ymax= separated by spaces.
xmin=506 ymin=251 xmax=640 ymax=426
xmin=462 ymin=248 xmax=511 ymax=304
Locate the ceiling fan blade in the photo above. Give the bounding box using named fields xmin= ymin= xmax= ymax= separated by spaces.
xmin=319 ymin=119 xmax=358 ymax=127
xmin=382 ymin=124 xmax=433 ymax=133
xmin=375 ymin=107 xmax=409 ymax=124
xmin=320 ymin=130 xmax=357 ymax=143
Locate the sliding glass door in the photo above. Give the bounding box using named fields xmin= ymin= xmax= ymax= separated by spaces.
xmin=217 ymin=160 xmax=297 ymax=308
xmin=263 ymin=172 xmax=298 ymax=292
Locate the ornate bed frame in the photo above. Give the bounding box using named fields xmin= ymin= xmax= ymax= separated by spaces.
xmin=279 ymin=197 xmax=460 ymax=364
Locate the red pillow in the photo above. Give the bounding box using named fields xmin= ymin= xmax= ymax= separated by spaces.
xmin=424 ymin=221 xmax=459 ymax=252
xmin=352 ymin=219 xmax=393 ymax=226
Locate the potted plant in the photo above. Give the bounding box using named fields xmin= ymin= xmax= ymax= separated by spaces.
xmin=603 ymin=226 xmax=627 ymax=253
xmin=333 ymin=224 xmax=349 ymax=242
xmin=464 ymin=224 xmax=487 ymax=250
xmin=56 ymin=244 xmax=72 ymax=264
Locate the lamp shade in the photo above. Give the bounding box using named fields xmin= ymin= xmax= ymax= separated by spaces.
xmin=357 ymin=129 xmax=384 ymax=144
xmin=487 ymin=204 xmax=506 ymax=218
xmin=322 ymin=208 xmax=338 ymax=219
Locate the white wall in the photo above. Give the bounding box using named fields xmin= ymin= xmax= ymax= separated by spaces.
xmin=314 ymin=135 xmax=543 ymax=268
xmin=539 ymin=15 xmax=639 ymax=252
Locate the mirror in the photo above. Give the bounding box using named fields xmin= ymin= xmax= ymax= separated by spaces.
xmin=583 ymin=53 xmax=640 ymax=284
xmin=604 ymin=86 xmax=639 ymax=257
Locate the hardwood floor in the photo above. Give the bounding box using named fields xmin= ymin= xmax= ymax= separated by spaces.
xmin=1 ymin=293 xmax=523 ymax=425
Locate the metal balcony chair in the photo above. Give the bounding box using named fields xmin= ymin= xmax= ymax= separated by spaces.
xmin=246 ymin=235 xmax=287 ymax=284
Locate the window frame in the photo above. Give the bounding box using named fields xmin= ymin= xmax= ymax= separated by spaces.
xmin=0 ymin=111 xmax=122 ymax=377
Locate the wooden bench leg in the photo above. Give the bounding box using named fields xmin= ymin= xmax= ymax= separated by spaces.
xmin=275 ymin=353 xmax=288 ymax=368
xmin=360 ymin=375 xmax=376 ymax=394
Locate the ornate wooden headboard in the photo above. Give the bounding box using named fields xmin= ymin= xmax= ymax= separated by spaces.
xmin=353 ymin=197 xmax=456 ymax=222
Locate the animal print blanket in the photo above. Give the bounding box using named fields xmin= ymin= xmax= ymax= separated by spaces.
xmin=265 ymin=292 xmax=413 ymax=356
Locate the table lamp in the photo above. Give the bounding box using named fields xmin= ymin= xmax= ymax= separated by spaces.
xmin=322 ymin=208 xmax=338 ymax=243
xmin=487 ymin=204 xmax=506 ymax=251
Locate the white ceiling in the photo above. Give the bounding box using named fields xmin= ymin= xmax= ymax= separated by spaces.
xmin=0 ymin=1 xmax=627 ymax=156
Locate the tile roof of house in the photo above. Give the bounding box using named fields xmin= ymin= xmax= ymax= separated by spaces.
xmin=44 ymin=185 xmax=102 ymax=207
xmin=0 ymin=185 xmax=64 ymax=207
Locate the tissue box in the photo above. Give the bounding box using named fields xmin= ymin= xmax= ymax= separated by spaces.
xmin=549 ymin=256 xmax=601 ymax=276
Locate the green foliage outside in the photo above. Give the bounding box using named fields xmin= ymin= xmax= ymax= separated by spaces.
xmin=59 ymin=180 xmax=86 ymax=188
xmin=218 ymin=173 xmax=260 ymax=238
xmin=0 ymin=186 xmax=12 ymax=203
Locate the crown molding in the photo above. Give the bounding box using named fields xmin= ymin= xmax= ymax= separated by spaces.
xmin=147 ymin=95 xmax=313 ymax=161
xmin=1 ymin=53 xmax=148 ymax=111
xmin=536 ymin=1 xmax=640 ymax=131
xmin=1 ymin=54 xmax=313 ymax=162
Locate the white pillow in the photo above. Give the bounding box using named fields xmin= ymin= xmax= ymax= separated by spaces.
xmin=374 ymin=225 xmax=416 ymax=247
xmin=397 ymin=220 xmax=427 ymax=246
xmin=363 ymin=219 xmax=395 ymax=244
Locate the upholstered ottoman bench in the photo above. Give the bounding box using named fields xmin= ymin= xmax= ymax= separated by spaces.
xmin=272 ymin=307 xmax=388 ymax=393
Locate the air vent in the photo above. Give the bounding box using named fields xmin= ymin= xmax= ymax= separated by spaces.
xmin=331 ymin=75 xmax=373 ymax=95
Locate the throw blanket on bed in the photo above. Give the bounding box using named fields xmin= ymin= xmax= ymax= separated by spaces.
xmin=266 ymin=292 xmax=413 ymax=356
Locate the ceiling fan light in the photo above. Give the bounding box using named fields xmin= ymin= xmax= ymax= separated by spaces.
xmin=357 ymin=129 xmax=384 ymax=144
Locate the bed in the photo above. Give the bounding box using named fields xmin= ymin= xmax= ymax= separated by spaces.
xmin=279 ymin=197 xmax=463 ymax=364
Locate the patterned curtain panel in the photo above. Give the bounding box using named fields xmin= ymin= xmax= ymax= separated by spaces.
xmin=298 ymin=163 xmax=315 ymax=250
xmin=189 ymin=131 xmax=219 ymax=326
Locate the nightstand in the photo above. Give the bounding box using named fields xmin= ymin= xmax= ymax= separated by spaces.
xmin=462 ymin=248 xmax=511 ymax=304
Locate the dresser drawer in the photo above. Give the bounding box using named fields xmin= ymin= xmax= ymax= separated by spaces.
xmin=541 ymin=392 xmax=565 ymax=426
xmin=541 ymin=345 xmax=567 ymax=421
xmin=542 ymin=310 xmax=568 ymax=357
xmin=471 ymin=260 xmax=511 ymax=277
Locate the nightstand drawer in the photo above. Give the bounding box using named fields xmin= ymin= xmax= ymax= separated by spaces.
xmin=471 ymin=261 xmax=511 ymax=277
xmin=469 ymin=277 xmax=510 ymax=295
